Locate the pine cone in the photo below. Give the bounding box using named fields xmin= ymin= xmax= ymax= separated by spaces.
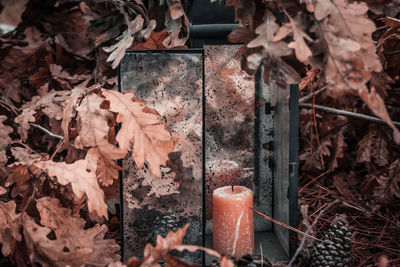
xmin=310 ymin=220 xmax=352 ymax=267
xmin=146 ymin=210 xmax=184 ymax=244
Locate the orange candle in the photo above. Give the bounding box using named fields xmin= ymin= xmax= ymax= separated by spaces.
xmin=213 ymin=186 xmax=254 ymax=257
xmin=206 ymin=160 xmax=239 ymax=220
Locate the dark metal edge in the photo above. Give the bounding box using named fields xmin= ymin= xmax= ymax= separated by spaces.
xmin=117 ymin=62 xmax=125 ymax=261
xmin=201 ymin=49 xmax=206 ymax=267
xmin=288 ymin=84 xmax=299 ymax=258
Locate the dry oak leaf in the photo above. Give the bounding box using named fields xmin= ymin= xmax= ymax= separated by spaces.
xmin=0 ymin=201 xmax=21 ymax=257
xmin=6 ymin=163 xmax=41 ymax=198
xmin=357 ymin=126 xmax=390 ymax=166
xmin=49 ymin=64 xmax=89 ymax=84
xmin=36 ymin=197 xmax=120 ymax=266
xmin=273 ymin=14 xmax=313 ymax=63
xmin=61 ymin=82 xmax=87 ymax=143
xmin=15 ymin=90 xmax=70 ymax=141
xmin=74 ymin=93 xmax=126 ymax=185
xmin=22 ymin=213 xmax=93 ymax=267
xmin=104 ymin=15 xmax=144 ymax=69
xmin=0 ymin=115 xmax=12 ymax=165
xmin=140 ymin=224 xmax=189 ymax=267
xmin=6 ymin=147 xmax=42 ymax=197
xmin=34 ymin=155 xmax=108 ymax=219
xmin=247 ymin=10 xmax=292 ymax=58
xmin=371 ymin=159 xmax=400 ymax=204
xmin=0 ymin=115 xmax=12 ymax=150
xmin=102 ymin=90 xmax=174 ymax=178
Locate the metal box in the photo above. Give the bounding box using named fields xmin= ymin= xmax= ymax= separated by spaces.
xmin=119 ymin=46 xmax=298 ymax=264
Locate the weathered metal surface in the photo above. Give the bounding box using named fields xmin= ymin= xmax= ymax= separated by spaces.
xmin=120 ymin=51 xmax=203 ymax=263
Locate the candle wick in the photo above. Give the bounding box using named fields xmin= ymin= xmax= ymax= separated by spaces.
xmin=232 ymin=185 xmax=234 ymax=192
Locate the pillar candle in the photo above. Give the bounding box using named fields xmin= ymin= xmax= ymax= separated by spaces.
xmin=213 ymin=186 xmax=254 ymax=257
xmin=206 ymin=160 xmax=239 ymax=220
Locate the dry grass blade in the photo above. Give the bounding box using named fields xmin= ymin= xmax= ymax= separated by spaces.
xmin=251 ymin=208 xmax=323 ymax=242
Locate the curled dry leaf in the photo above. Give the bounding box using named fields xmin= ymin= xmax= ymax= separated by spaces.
xmin=0 ymin=115 xmax=12 ymax=165
xmin=0 ymin=200 xmax=21 ymax=256
xmin=6 ymin=163 xmax=41 ymax=198
xmin=22 ymin=213 xmax=93 ymax=267
xmin=61 ymin=82 xmax=88 ymax=143
xmin=370 ymin=160 xmax=400 ymax=204
xmin=162 ymin=0 xmax=190 ymax=49
xmin=247 ymin=10 xmax=292 ymax=58
xmin=34 ymin=153 xmax=108 ymax=219
xmin=102 ymin=90 xmax=174 ymax=178
xmin=141 ymin=224 xmax=189 ymax=266
xmin=35 ymin=197 xmax=120 ymax=266
xmin=104 ymin=15 xmax=144 ymax=69
xmin=273 ymin=14 xmax=313 ymax=63
xmin=357 ymin=126 xmax=390 ymax=167
xmin=0 ymin=115 xmax=12 ymax=150
xmin=74 ymin=93 xmax=126 ymax=185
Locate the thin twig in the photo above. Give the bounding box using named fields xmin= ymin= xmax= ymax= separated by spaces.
xmin=251 ymin=208 xmax=323 ymax=242
xmin=312 ymin=83 xmax=325 ymax=168
xmin=299 ymin=170 xmax=330 ymax=193
xmin=299 ymin=103 xmax=400 ymax=128
xmin=287 ymin=199 xmax=340 ymax=267
xmin=299 ymin=85 xmax=328 ymax=103
xmin=29 ymin=123 xmax=64 ymax=140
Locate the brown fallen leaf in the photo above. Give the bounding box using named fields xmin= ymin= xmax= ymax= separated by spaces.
xmin=34 ymin=153 xmax=108 ymax=219
xmin=22 ymin=213 xmax=93 ymax=267
xmin=0 ymin=200 xmax=22 ymax=256
xmin=273 ymin=13 xmax=313 ymax=63
xmin=371 ymin=159 xmax=400 ymax=204
xmin=0 ymin=115 xmax=12 ymax=144
xmin=102 ymin=90 xmax=174 ymax=178
xmin=61 ymin=82 xmax=88 ymax=143
xmin=36 ymin=197 xmax=120 ymax=265
xmin=74 ymin=93 xmax=126 ymax=185
xmin=247 ymin=10 xmax=292 ymax=58
xmin=15 ymin=90 xmax=70 ymax=141
xmin=104 ymin=15 xmax=144 ymax=69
